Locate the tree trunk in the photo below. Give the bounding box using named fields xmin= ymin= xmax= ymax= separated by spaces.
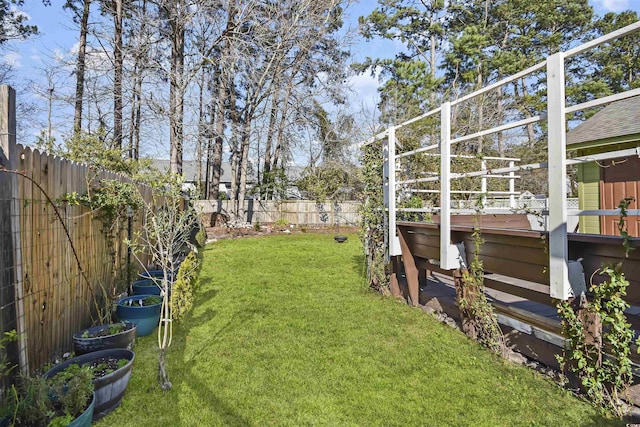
xmin=476 ymin=72 xmax=484 ymax=154
xmin=237 ymin=118 xmax=252 ymax=221
xmin=73 ymin=0 xmax=91 ymax=136
xmin=127 ymin=0 xmax=147 ymax=160
xmin=272 ymin=91 xmax=293 ymax=172
xmin=197 ymin=65 xmax=205 ymax=196
xmin=113 ymin=0 xmax=123 ymax=149
xmin=208 ymin=64 xmax=227 ymax=200
xmin=262 ymin=95 xmax=279 ymax=196
xmin=169 ymin=2 xmax=185 ymax=174
xmin=229 ymin=82 xmax=240 ymax=214
xmin=520 ymin=78 xmax=536 ymax=148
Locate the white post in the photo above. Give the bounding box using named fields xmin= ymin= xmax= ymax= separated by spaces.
xmin=383 ymin=128 xmax=401 ymax=259
xmin=388 ymin=127 xmax=400 ymax=256
xmin=546 ymin=52 xmax=570 ymax=300
xmin=440 ymin=102 xmax=459 ymax=269
xmin=509 ymin=161 xmax=516 ymax=209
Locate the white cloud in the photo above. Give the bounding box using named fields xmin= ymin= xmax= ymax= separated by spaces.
xmin=347 ymin=71 xmax=380 ymax=108
xmin=3 ymin=52 xmax=22 ymax=67
xmin=594 ymin=0 xmax=630 ymax=12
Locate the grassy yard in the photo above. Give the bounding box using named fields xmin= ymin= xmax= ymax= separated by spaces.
xmin=97 ymin=233 xmax=622 ymax=426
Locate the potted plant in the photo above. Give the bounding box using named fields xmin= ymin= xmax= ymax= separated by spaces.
xmin=131 ymin=277 xmax=162 ymax=296
xmin=44 ymin=348 xmax=135 ymax=421
xmin=3 ymin=364 xmax=95 ymax=426
xmin=73 ymin=320 xmax=137 ymax=355
xmin=139 ymin=269 xmax=176 ymax=282
xmin=116 ymin=295 xmax=163 ymax=336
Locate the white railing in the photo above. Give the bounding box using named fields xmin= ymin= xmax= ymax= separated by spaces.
xmin=364 ymin=20 xmax=640 ymax=300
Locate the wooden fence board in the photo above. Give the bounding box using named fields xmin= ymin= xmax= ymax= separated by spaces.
xmin=194 ymin=199 xmax=361 ymax=226
xmin=4 ymin=144 xmax=160 ymax=371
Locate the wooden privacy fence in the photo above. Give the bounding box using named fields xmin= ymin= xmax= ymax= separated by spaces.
xmin=0 ymin=86 xmax=153 ymax=374
xmin=194 ymin=199 xmax=361 ymax=227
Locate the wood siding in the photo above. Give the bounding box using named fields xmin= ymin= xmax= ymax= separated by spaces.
xmin=577 ymin=162 xmax=600 ymax=234
xmin=600 ymin=156 xmax=640 ymax=237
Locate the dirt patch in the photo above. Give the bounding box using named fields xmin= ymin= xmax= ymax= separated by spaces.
xmin=205 ymin=225 xmax=360 ymax=241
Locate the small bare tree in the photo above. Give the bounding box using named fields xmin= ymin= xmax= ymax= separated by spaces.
xmin=127 ymin=175 xmax=198 ymax=390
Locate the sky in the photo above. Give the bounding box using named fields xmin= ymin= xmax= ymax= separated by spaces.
xmin=3 ymin=0 xmax=640 ymax=151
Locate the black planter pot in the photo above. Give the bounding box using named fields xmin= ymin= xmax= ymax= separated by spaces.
xmin=73 ymin=321 xmax=137 ymax=355
xmin=45 ymin=348 xmax=135 ymax=421
xmin=334 ymin=235 xmax=348 ymax=243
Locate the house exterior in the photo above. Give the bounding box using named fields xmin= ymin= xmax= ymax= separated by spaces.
xmin=152 ymin=160 xmax=235 ymax=198
xmin=566 ymin=95 xmax=640 ymax=236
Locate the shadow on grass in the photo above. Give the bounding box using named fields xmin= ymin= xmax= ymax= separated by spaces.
xmin=198 ymin=276 xmax=213 ymax=286
xmin=158 ymin=321 xmax=252 ymax=427
xmin=196 ymin=288 xmax=218 ymax=302
xmin=181 ymin=305 xmax=277 ymax=424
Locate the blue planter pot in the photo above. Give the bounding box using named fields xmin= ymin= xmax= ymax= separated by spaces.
xmin=116 ymin=295 xmax=162 ymax=336
xmin=73 ymin=321 xmax=137 ymax=355
xmin=45 ymin=349 xmax=134 ymax=421
xmin=132 ymin=278 xmax=162 ymax=296
xmin=139 ymin=269 xmax=175 ymax=282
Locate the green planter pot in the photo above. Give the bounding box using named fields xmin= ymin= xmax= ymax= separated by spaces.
xmin=68 ymin=392 xmax=95 ymax=427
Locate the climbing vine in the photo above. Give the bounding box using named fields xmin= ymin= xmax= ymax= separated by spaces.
xmin=557 ymin=197 xmax=636 ymax=418
xmin=76 ymin=179 xmax=144 ymax=238
xmin=359 ymin=141 xmax=388 ymax=292
xmin=456 ymin=222 xmax=505 ymax=355
xmin=62 ymin=176 xmax=145 ymax=314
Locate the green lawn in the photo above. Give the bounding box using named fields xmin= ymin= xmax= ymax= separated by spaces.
xmin=97 ymin=233 xmax=622 ymax=426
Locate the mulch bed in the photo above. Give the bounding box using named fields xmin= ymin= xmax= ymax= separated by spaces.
xmin=205 ymin=226 xmax=359 ymax=241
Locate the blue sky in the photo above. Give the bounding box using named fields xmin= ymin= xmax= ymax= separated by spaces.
xmin=3 ymin=0 xmax=640 ymax=148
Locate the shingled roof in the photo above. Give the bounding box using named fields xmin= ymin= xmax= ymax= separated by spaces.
xmin=567 ymin=95 xmax=640 ymax=147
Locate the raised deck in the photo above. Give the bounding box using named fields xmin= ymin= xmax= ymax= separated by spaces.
xmin=394 ymin=220 xmax=640 ymax=402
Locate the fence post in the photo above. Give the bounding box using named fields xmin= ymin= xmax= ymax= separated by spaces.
xmin=440 ymin=102 xmax=459 ymax=269
xmin=0 ymin=85 xmax=28 ymax=375
xmin=509 ymin=161 xmax=516 ymax=209
xmin=384 ymin=127 xmax=400 ymax=258
xmin=546 ymin=52 xmax=570 ymax=300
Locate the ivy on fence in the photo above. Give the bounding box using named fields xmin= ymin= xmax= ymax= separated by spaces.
xmin=359 ymin=141 xmax=388 ymax=292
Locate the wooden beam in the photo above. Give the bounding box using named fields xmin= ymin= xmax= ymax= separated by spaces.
xmin=398 ymin=227 xmax=420 ymax=306
xmin=389 ymin=256 xmax=401 ymax=298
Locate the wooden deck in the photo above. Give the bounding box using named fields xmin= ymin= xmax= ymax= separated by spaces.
xmin=394 ymin=219 xmax=640 ymax=403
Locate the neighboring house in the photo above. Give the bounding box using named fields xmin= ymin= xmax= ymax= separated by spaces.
xmin=567 ymin=95 xmax=640 ymax=236
xmin=152 ymin=160 xmax=235 ymax=198
xmin=152 ymin=159 xmax=261 ymax=199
